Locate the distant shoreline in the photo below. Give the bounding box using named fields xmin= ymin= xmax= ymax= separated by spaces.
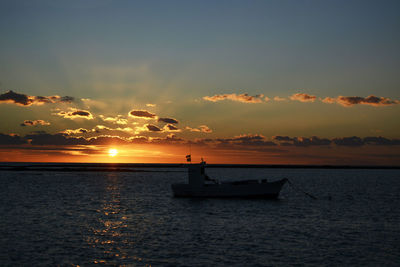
xmin=0 ymin=162 xmax=399 ymax=172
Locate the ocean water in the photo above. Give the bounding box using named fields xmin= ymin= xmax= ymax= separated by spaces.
xmin=1 ymin=167 xmax=399 ymax=266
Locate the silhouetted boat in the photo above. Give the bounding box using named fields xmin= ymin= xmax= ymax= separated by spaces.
xmin=171 ymin=161 xmax=287 ymax=198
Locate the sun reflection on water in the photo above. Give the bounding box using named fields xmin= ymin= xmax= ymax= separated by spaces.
xmin=85 ymin=173 xmax=132 ymax=265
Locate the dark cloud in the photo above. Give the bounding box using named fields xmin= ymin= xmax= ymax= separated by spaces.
xmin=273 ymin=136 xmax=295 ymax=142
xmin=20 ymin=120 xmax=50 ymax=127
xmin=0 ymin=133 xmax=26 ymax=145
xmin=129 ymin=110 xmax=156 ymax=118
xmin=61 ymin=128 xmax=89 ymax=135
xmin=363 ymin=136 xmax=400 ymax=146
xmin=146 ymin=124 xmax=162 ymax=132
xmin=59 ymin=96 xmax=75 ymax=102
xmin=203 ymin=93 xmax=265 ymax=103
xmin=217 ymin=134 xmax=277 ymax=146
xmin=0 ymin=90 xmax=30 ymax=105
xmin=158 ymin=117 xmax=179 ymax=124
xmin=293 ymin=137 xmax=331 ymax=147
xmin=274 ymin=136 xmax=331 ymax=147
xmin=0 ymin=90 xmax=74 ymax=106
xmin=333 ymin=136 xmax=364 ymax=147
xmin=164 ymin=124 xmax=180 ymax=131
xmin=26 ymin=133 xmax=89 ymax=146
xmin=150 ymin=134 xmax=184 ymax=144
xmin=1 ymin=130 xmax=399 ymax=153
xmin=322 ymin=95 xmax=399 ymax=107
xmin=72 ymin=110 xmax=91 ymax=117
xmin=25 ymin=132 xmax=130 ymax=146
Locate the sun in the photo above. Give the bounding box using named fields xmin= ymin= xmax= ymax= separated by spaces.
xmin=108 ymin=148 xmax=118 ymax=157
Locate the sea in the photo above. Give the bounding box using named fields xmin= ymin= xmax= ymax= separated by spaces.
xmin=0 ymin=164 xmax=399 ymax=266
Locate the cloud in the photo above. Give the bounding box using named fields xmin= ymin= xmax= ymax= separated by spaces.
xmin=149 ymin=134 xmax=184 ymax=144
xmin=19 ymin=131 xmax=186 ymax=146
xmin=363 ymin=136 xmax=400 ymax=146
xmin=55 ymin=108 xmax=94 ymax=120
xmin=272 ymin=136 xmax=400 ymax=147
xmin=218 ymin=134 xmax=277 ymax=146
xmin=320 ymin=97 xmax=336 ymax=104
xmin=322 ymin=95 xmax=399 ymax=107
xmin=186 ymin=125 xmax=212 ymax=133
xmin=129 ymin=110 xmax=156 ymax=119
xmin=203 ymin=93 xmax=265 ymax=103
xmin=134 ymin=124 xmax=163 ymax=134
xmin=163 ymin=124 xmax=181 ymax=132
xmin=26 ymin=132 xmax=89 ymax=146
xmin=158 ymin=117 xmax=179 ymax=124
xmin=275 ymin=136 xmax=331 ymax=147
xmin=273 ymin=96 xmax=287 ymax=102
xmin=93 ymin=125 xmax=134 ymax=135
xmin=20 ymin=120 xmax=50 ymax=127
xmin=60 ymin=126 xmax=135 ymax=139
xmin=290 ymin=93 xmax=317 ymax=102
xmin=0 ymin=133 xmax=26 ymax=145
xmin=332 ymin=136 xmax=364 ymax=146
xmin=0 ymin=90 xmax=74 ymax=106
xmin=61 ymin=128 xmax=89 ymax=135
xmin=24 ymin=132 xmax=132 ymax=146
xmin=146 ymin=124 xmax=162 ymax=132
xmin=333 ymin=136 xmax=400 ymax=146
xmin=273 ymin=136 xmax=295 ymax=142
xmin=99 ymin=115 xmax=128 ymax=125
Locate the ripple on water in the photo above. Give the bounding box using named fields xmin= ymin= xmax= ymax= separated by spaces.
xmin=0 ymin=169 xmax=399 ymax=266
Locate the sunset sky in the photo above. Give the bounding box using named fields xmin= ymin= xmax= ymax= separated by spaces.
xmin=1 ymin=0 xmax=399 ymax=165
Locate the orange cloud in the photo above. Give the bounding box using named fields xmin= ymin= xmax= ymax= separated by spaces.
xmin=186 ymin=125 xmax=212 ymax=133
xmin=273 ymin=136 xmax=331 ymax=146
xmin=322 ymin=95 xmax=399 ymax=107
xmin=158 ymin=117 xmax=179 ymax=124
xmin=99 ymin=115 xmax=128 ymax=125
xmin=129 ymin=110 xmax=156 ymax=119
xmin=0 ymin=90 xmax=74 ymax=106
xmin=146 ymin=124 xmax=162 ymax=132
xmin=203 ymin=93 xmax=265 ymax=103
xmin=163 ymin=124 xmax=181 ymax=132
xmin=20 ymin=120 xmax=50 ymax=127
xmin=289 ymin=93 xmax=316 ymax=102
xmin=60 ymin=128 xmax=90 ymax=135
xmin=134 ymin=124 xmax=163 ymax=134
xmin=273 ymin=96 xmax=287 ymax=102
xmin=54 ymin=108 xmax=94 ymax=120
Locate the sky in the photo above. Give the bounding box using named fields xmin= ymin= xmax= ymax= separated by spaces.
xmin=0 ymin=0 xmax=399 ymax=165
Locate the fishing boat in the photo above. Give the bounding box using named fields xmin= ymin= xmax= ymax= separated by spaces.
xmin=171 ymin=161 xmax=287 ymax=198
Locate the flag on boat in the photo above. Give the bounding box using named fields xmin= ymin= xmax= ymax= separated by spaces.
xmin=186 ymin=154 xmax=191 ymax=162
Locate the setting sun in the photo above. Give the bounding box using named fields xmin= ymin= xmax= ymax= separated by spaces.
xmin=108 ymin=148 xmax=118 ymax=157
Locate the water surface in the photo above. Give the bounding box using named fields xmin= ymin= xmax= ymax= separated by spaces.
xmin=1 ymin=167 xmax=399 ymax=266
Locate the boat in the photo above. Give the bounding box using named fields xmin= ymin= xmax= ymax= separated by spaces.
xmin=171 ymin=161 xmax=287 ymax=198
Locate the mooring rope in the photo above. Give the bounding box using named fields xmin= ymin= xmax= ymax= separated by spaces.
xmin=287 ymin=179 xmax=318 ymax=200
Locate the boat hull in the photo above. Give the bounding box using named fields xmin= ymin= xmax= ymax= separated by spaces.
xmin=171 ymin=178 xmax=287 ymax=198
